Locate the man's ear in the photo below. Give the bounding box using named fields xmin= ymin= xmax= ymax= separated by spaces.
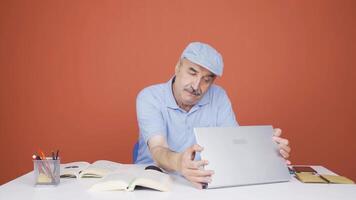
xmin=175 ymin=60 xmax=181 ymax=75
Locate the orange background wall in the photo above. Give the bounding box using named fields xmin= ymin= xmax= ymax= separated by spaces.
xmin=1 ymin=0 xmax=355 ymax=185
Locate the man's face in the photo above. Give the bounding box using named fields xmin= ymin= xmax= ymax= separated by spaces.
xmin=173 ymin=58 xmax=216 ymax=107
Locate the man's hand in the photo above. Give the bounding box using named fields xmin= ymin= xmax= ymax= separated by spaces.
xmin=273 ymin=128 xmax=291 ymax=165
xmin=148 ymin=136 xmax=214 ymax=189
xmin=177 ymin=144 xmax=214 ymax=189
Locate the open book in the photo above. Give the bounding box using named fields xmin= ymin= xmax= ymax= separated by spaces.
xmin=90 ymin=167 xmax=172 ymax=192
xmin=60 ymin=160 xmax=122 ymax=178
xmin=60 ymin=160 xmax=172 ymax=192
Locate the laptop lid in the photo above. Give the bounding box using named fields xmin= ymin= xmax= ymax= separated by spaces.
xmin=194 ymin=125 xmax=290 ymax=189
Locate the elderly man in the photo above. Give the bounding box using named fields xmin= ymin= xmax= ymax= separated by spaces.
xmin=135 ymin=42 xmax=291 ymax=189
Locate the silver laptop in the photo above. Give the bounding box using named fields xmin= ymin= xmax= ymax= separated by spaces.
xmin=194 ymin=125 xmax=290 ymax=189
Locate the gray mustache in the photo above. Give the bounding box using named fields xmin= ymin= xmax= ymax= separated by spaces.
xmin=185 ymin=86 xmax=202 ymax=96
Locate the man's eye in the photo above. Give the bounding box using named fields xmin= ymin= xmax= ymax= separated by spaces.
xmin=189 ymin=71 xmax=196 ymax=75
xmin=204 ymin=77 xmax=212 ymax=83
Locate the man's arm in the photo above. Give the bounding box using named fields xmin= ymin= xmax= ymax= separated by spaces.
xmin=136 ymin=89 xmax=213 ymax=188
xmin=148 ymin=135 xmax=214 ymax=189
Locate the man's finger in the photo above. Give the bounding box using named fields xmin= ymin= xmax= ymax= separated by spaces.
xmin=273 ymin=128 xmax=282 ymax=137
xmin=185 ymin=168 xmax=214 ymax=177
xmin=183 ymin=145 xmax=203 ymax=161
xmin=185 ymin=145 xmax=203 ymax=159
xmin=280 ymin=149 xmax=290 ymax=159
xmin=190 ymin=181 xmax=203 ymax=189
xmin=186 ymin=173 xmax=212 ymax=184
xmin=279 ymin=143 xmax=291 ymax=153
xmin=191 ymin=144 xmax=204 ymax=153
xmin=273 ymin=136 xmax=289 ymax=146
xmin=187 ymin=160 xmax=209 ymax=169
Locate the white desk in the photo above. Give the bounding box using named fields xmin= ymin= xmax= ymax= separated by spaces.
xmin=1 ymin=166 xmax=355 ymax=200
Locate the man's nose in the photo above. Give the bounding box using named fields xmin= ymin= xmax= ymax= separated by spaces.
xmin=191 ymin=76 xmax=202 ymax=90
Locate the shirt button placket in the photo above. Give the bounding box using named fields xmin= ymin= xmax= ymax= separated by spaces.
xmin=186 ymin=115 xmax=192 ymax=132
xmin=185 ymin=114 xmax=189 ymax=132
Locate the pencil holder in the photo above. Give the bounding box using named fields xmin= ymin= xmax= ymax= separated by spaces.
xmin=33 ymin=158 xmax=60 ymax=185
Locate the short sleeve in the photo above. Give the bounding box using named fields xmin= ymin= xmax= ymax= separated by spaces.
xmin=136 ymin=89 xmax=167 ymax=144
xmin=216 ymin=89 xmax=239 ymax=127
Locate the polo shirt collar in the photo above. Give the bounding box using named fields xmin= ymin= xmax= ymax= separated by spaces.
xmin=166 ymin=77 xmax=180 ymax=109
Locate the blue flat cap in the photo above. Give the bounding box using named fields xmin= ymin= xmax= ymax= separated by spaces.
xmin=181 ymin=42 xmax=224 ymax=76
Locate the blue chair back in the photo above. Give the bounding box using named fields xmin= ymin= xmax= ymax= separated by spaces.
xmin=132 ymin=142 xmax=139 ymax=163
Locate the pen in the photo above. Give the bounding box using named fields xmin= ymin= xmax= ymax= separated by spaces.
xmin=55 ymin=150 xmax=59 ymax=160
xmin=38 ymin=149 xmax=55 ymax=180
xmin=38 ymin=149 xmax=47 ymax=160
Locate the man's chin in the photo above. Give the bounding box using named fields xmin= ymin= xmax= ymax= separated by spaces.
xmin=182 ymin=97 xmax=200 ymax=106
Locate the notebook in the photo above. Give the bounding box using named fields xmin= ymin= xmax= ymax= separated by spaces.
xmin=194 ymin=125 xmax=291 ymax=189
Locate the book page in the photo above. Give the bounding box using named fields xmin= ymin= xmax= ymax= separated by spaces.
xmin=60 ymin=161 xmax=90 ymax=178
xmin=89 ymin=165 xmax=172 ymax=192
xmin=129 ymin=169 xmax=172 ymax=192
xmin=80 ymin=160 xmax=122 ymax=178
xmin=90 ymin=171 xmax=136 ymax=191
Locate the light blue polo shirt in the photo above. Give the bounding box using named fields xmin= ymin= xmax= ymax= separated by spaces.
xmin=135 ymin=77 xmax=238 ymax=164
